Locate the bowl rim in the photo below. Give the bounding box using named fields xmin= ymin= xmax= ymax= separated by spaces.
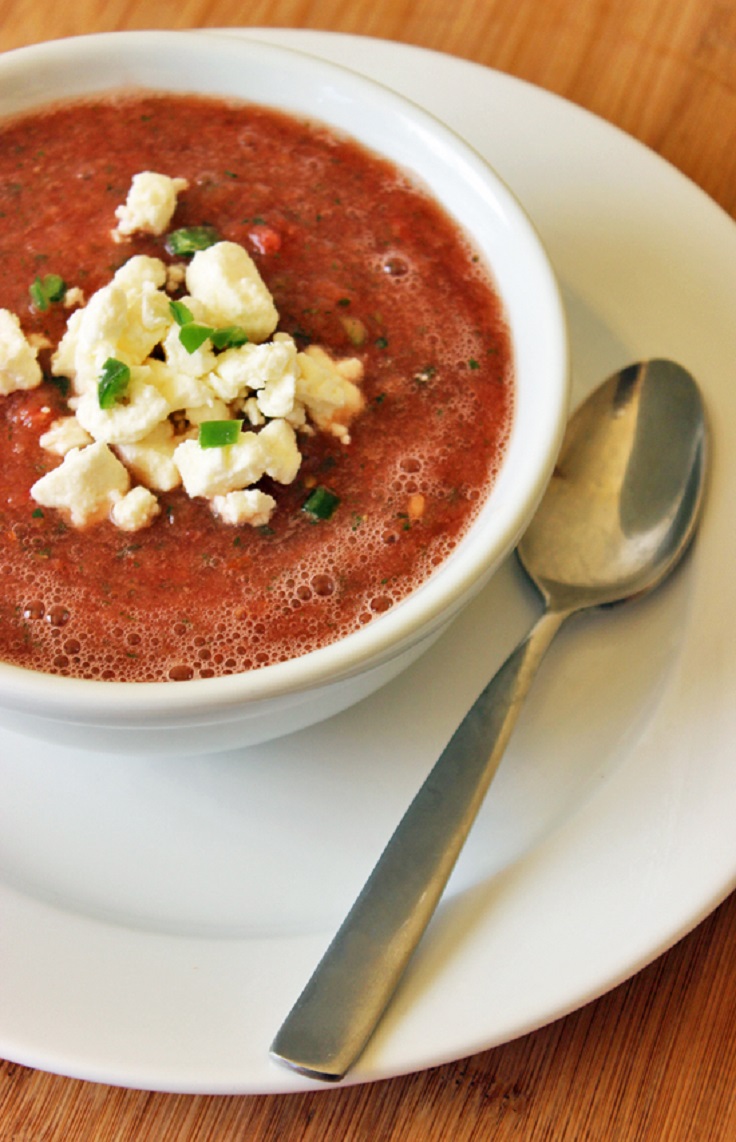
xmin=0 ymin=29 xmax=569 ymax=719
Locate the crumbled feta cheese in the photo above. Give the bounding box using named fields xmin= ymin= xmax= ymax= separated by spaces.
xmin=174 ymin=431 xmax=267 ymax=499
xmin=211 ymin=333 xmax=298 ymax=417
xmin=258 ymin=368 xmax=296 ymax=419
xmin=104 ymin=257 xmax=171 ymax=365
xmin=0 ymin=309 xmax=43 ymax=395
xmin=113 ymin=254 xmax=168 ymax=294
xmin=75 ymin=366 xmax=170 ymax=444
xmin=335 ymin=357 xmax=364 ymax=384
xmin=50 ymin=306 xmax=84 ymax=386
xmin=297 ymin=345 xmax=365 ymax=442
xmin=31 ymin=442 xmax=130 ymax=528
xmin=54 ymin=259 xmax=173 ymax=397
xmin=145 ymin=357 xmax=214 ymax=413
xmin=283 ymin=400 xmax=308 ymax=432
xmin=111 ymin=485 xmax=161 ymax=531
xmin=185 ymin=399 xmax=231 ymax=425
xmin=114 ymin=420 xmax=181 ymax=492
xmin=162 ymin=307 xmax=218 ymax=379
xmin=120 ymin=283 xmax=172 ymax=365
xmin=241 ymin=397 xmax=266 ymax=427
xmin=186 ymin=241 xmax=278 ymax=343
xmin=207 ymin=350 xmax=249 ymax=403
xmin=39 ymin=416 xmax=93 ymax=457
xmin=211 ymin=488 xmax=277 ymax=527
xmin=165 ymin=263 xmax=187 ymax=292
xmin=2 ymin=174 xmax=367 ymax=533
xmin=173 ymin=418 xmax=300 ymax=503
xmin=113 ymin=172 xmax=189 ymax=238
xmin=63 ymin=286 xmax=86 ymax=309
xmin=258 ymin=418 xmax=301 ymax=484
xmin=55 ymin=283 xmax=129 ymax=396
xmin=173 ymin=419 xmax=300 ymax=499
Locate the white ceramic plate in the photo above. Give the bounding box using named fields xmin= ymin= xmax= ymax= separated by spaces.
xmin=0 ymin=29 xmax=735 ymax=1095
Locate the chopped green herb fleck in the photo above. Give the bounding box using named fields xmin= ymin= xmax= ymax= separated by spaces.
xmin=303 ymin=485 xmax=340 ymax=521
xmin=169 ymin=298 xmax=194 ymax=326
xmin=210 ymin=325 xmax=249 ymax=350
xmin=375 ymin=336 xmax=389 ymax=350
xmin=31 ymin=507 xmax=44 ymax=519
xmin=45 ymin=274 xmax=66 ymax=301
xmin=29 ymin=273 xmax=66 ymax=311
xmin=199 ymin=420 xmax=241 ymax=448
xmin=468 ymin=358 xmax=480 ymax=370
xmin=98 ymin=358 xmax=131 ymax=409
xmin=165 ymin=225 xmax=220 ymax=256
xmin=171 ymin=300 xmax=247 ymax=353
xmin=179 ymin=322 xmax=215 ymax=354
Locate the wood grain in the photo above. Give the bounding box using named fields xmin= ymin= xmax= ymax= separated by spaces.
xmin=2 ymin=898 xmax=736 ymax=1139
xmin=1 ymin=1 xmax=735 ymax=1138
xmin=1 ymin=0 xmax=735 ymax=215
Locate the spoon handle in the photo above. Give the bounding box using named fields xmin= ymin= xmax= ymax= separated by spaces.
xmin=270 ymin=604 xmax=570 ymax=1082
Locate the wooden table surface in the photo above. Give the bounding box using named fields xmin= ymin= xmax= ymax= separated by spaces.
xmin=1 ymin=1 xmax=735 ymax=1138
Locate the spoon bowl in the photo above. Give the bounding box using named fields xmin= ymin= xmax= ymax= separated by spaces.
xmin=519 ymin=359 xmax=707 ymax=611
xmin=270 ymin=358 xmax=708 ymax=1083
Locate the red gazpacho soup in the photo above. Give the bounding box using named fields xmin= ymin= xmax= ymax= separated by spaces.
xmin=0 ymin=92 xmax=513 ymax=682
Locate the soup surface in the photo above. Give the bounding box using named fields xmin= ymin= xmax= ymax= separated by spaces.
xmin=0 ymin=93 xmax=513 ymax=681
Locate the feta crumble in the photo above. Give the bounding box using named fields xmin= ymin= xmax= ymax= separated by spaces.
xmin=39 ymin=416 xmax=94 ymax=457
xmin=30 ymin=442 xmax=130 ymax=528
xmin=74 ymin=367 xmax=171 ymax=444
xmin=173 ymin=429 xmax=269 ymax=499
xmin=111 ymin=485 xmax=161 ymax=531
xmin=0 ymin=309 xmax=43 ymax=395
xmin=211 ymin=488 xmax=277 ymax=527
xmin=114 ymin=420 xmax=181 ymax=493
xmin=297 ymin=345 xmax=364 ymax=443
xmin=113 ymin=172 xmax=189 ymax=239
xmin=2 ymin=172 xmax=365 ymax=532
xmin=186 ymin=241 xmax=279 ymax=344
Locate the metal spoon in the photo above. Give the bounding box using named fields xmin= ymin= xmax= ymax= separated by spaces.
xmin=270 ymin=358 xmax=708 ymax=1082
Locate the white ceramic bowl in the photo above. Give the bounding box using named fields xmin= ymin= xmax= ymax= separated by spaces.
xmin=0 ymin=30 xmax=568 ymax=755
